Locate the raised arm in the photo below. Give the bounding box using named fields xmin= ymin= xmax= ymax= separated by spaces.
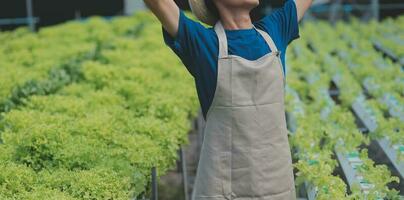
xmin=143 ymin=0 xmax=180 ymax=37
xmin=295 ymin=0 xmax=313 ymax=21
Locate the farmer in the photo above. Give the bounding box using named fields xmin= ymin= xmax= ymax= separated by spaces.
xmin=143 ymin=0 xmax=312 ymax=199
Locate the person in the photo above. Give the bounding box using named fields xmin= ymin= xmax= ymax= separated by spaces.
xmin=143 ymin=0 xmax=312 ymax=199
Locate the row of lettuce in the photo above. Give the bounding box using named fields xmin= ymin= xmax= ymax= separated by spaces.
xmin=0 ymin=12 xmax=198 ymax=199
xmin=286 ymin=16 xmax=403 ymax=199
xmin=363 ymin=16 xmax=403 ymax=61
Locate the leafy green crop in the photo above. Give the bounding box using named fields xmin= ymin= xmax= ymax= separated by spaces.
xmin=0 ymin=11 xmax=198 ymax=199
xmin=286 ymin=16 xmax=402 ymax=199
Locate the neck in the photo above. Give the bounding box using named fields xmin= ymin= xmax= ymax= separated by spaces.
xmin=217 ymin=7 xmax=253 ymax=30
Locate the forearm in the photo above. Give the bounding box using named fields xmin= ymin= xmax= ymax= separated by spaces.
xmin=143 ymin=0 xmax=180 ymax=37
xmin=295 ymin=0 xmax=313 ymax=21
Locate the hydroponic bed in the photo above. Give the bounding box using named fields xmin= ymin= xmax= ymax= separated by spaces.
xmin=286 ymin=16 xmax=403 ymax=200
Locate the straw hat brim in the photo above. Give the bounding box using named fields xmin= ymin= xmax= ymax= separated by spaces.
xmin=188 ymin=0 xmax=219 ymax=26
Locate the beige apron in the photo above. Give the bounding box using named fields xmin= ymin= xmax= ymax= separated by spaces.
xmin=191 ymin=21 xmax=296 ymax=200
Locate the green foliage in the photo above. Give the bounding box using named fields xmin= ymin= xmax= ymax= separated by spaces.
xmin=357 ymin=149 xmax=400 ymax=199
xmin=294 ymin=158 xmax=348 ymax=200
xmin=287 ymin=16 xmax=402 ymax=199
xmin=0 ymin=11 xmax=198 ymax=199
xmin=1 ymin=10 xmax=402 ymax=200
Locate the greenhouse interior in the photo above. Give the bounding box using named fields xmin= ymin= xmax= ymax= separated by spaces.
xmin=0 ymin=0 xmax=403 ymax=199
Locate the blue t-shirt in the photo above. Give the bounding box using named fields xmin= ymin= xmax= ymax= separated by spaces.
xmin=162 ymin=0 xmax=300 ymax=119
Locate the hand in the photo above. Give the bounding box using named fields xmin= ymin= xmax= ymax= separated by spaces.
xmin=295 ymin=0 xmax=313 ymax=21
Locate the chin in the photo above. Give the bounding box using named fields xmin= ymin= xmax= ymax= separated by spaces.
xmin=220 ymin=0 xmax=260 ymax=10
xmin=245 ymin=0 xmax=259 ymax=8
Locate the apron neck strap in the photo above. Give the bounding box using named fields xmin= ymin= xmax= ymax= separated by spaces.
xmin=214 ymin=21 xmax=228 ymax=58
xmin=214 ymin=21 xmax=279 ymax=58
xmin=253 ymin=25 xmax=278 ymax=52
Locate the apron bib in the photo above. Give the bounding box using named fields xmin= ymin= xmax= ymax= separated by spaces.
xmin=191 ymin=21 xmax=296 ymax=200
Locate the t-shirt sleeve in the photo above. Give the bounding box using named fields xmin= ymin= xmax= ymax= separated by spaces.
xmin=162 ymin=10 xmax=215 ymax=78
xmin=256 ymin=0 xmax=300 ymax=48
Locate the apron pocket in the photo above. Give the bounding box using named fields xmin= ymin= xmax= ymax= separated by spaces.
xmin=251 ymin=146 xmax=294 ymax=196
xmin=193 ymin=148 xmax=227 ymax=198
xmin=231 ymin=148 xmax=254 ymax=197
xmin=218 ymin=151 xmax=232 ymax=199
